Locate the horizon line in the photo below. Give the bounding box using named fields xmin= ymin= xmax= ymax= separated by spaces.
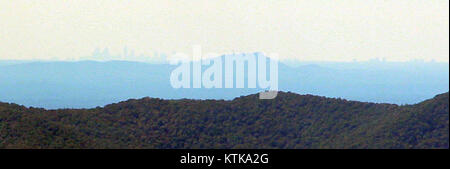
xmin=1 ymin=58 xmax=449 ymax=64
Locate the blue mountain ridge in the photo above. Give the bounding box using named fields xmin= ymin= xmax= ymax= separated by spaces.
xmin=0 ymin=58 xmax=448 ymax=109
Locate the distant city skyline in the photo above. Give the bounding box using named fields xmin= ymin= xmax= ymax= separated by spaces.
xmin=1 ymin=0 xmax=449 ymax=62
xmin=1 ymin=46 xmax=447 ymax=64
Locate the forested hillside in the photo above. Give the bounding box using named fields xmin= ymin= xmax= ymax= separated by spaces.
xmin=0 ymin=92 xmax=448 ymax=149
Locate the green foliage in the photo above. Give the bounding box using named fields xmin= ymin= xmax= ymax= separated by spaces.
xmin=0 ymin=92 xmax=448 ymax=149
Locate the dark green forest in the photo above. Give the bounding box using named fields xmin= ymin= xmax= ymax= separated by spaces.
xmin=0 ymin=92 xmax=448 ymax=149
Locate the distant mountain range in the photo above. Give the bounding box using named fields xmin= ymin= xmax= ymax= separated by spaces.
xmin=1 ymin=59 xmax=448 ymax=109
xmin=0 ymin=91 xmax=448 ymax=149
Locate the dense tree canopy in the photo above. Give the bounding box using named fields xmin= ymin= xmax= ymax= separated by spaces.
xmin=0 ymin=92 xmax=448 ymax=149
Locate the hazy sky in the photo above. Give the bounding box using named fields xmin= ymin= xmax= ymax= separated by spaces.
xmin=0 ymin=0 xmax=449 ymax=62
